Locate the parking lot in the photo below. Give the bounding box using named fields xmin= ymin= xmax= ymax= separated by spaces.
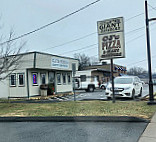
xmin=48 ymin=84 xmax=156 ymax=102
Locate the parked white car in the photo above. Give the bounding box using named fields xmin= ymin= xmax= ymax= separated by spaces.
xmin=105 ymin=76 xmax=143 ymax=99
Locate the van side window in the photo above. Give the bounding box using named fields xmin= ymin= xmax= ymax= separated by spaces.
xmin=80 ymin=75 xmax=86 ymax=82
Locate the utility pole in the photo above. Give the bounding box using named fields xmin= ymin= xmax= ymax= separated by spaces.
xmin=145 ymin=0 xmax=156 ymax=105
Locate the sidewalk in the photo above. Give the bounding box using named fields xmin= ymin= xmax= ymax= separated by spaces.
xmin=138 ymin=112 xmax=156 ymax=142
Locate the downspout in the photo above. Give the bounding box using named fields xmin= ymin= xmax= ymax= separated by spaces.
xmin=26 ymin=69 xmax=30 ymax=99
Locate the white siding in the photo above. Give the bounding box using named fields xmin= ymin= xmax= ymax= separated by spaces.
xmin=18 ymin=53 xmax=34 ymax=69
xmin=55 ymin=71 xmax=73 ymax=93
xmin=9 ymin=70 xmax=28 ymax=97
xmin=0 ymin=79 xmax=9 ymax=98
xmin=35 ymin=53 xmax=79 ymax=71
xmin=28 ymin=69 xmax=49 ymax=96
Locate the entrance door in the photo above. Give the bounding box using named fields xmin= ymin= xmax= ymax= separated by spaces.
xmin=48 ymin=72 xmax=55 ymax=95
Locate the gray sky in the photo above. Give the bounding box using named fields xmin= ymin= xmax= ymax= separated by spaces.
xmin=0 ymin=0 xmax=156 ymax=72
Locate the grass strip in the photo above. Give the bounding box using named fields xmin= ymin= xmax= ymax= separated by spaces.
xmin=0 ymin=101 xmax=156 ymax=119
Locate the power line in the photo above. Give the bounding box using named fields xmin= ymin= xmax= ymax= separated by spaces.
xmin=125 ymin=13 xmax=144 ymax=22
xmin=60 ymin=26 xmax=151 ymax=55
xmin=125 ymin=5 xmax=156 ymax=22
xmin=0 ymin=0 xmax=101 ymax=46
xmin=58 ymin=26 xmax=154 ymax=56
xmin=0 ymin=4 xmax=151 ymax=47
xmin=46 ymin=26 xmax=147 ymax=51
xmin=44 ymin=32 xmax=97 ymax=51
xmin=0 ymin=2 xmax=152 ymax=48
xmin=127 ymin=59 xmax=147 ymax=66
xmin=78 ymin=46 xmax=97 ymax=54
xmin=59 ymin=43 xmax=98 ymax=55
xmin=126 ymin=33 xmax=145 ymax=44
xmin=45 ymin=18 xmax=148 ymax=51
xmin=46 ymin=25 xmax=150 ymax=55
xmin=125 ymin=26 xmax=144 ymax=35
xmin=127 ymin=54 xmax=156 ymax=67
xmin=148 ymin=4 xmax=156 ymax=11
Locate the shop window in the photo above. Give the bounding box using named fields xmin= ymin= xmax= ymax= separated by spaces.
xmin=57 ymin=73 xmax=61 ymax=85
xmin=10 ymin=74 xmax=16 ymax=86
xmin=32 ymin=73 xmax=38 ymax=85
xmin=49 ymin=72 xmax=55 ymax=83
xmin=41 ymin=73 xmax=46 ymax=84
xmin=18 ymin=73 xmax=25 ymax=86
xmin=62 ymin=73 xmax=66 ymax=84
xmin=67 ymin=73 xmax=71 ymax=84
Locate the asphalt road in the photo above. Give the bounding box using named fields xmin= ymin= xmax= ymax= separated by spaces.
xmin=0 ymin=122 xmax=148 ymax=142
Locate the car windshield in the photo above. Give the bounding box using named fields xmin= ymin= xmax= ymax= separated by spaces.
xmin=114 ymin=78 xmax=133 ymax=84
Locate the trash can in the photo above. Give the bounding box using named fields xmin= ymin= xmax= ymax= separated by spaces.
xmin=40 ymin=84 xmax=48 ymax=97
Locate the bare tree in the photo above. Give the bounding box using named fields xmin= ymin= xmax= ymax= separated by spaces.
xmin=74 ymin=53 xmax=91 ymax=70
xmin=90 ymin=56 xmax=99 ymax=65
xmin=127 ymin=67 xmax=147 ymax=76
xmin=0 ymin=29 xmax=25 ymax=81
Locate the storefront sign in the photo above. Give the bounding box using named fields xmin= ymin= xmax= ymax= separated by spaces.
xmin=97 ymin=17 xmax=125 ymax=60
xmin=51 ymin=58 xmax=69 ymax=69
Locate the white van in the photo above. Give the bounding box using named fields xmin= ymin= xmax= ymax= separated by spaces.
xmin=74 ymin=70 xmax=99 ymax=92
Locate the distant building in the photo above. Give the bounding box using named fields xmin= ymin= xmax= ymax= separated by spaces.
xmin=83 ymin=63 xmax=127 ymax=84
xmin=0 ymin=51 xmax=79 ymax=98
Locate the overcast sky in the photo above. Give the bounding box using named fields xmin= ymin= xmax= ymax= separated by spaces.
xmin=0 ymin=0 xmax=156 ymax=72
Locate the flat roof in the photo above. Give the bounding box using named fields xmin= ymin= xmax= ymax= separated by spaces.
xmin=6 ymin=51 xmax=79 ymax=61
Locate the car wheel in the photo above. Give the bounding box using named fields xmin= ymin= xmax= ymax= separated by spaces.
xmin=138 ymin=88 xmax=142 ymax=97
xmin=85 ymin=89 xmax=88 ymax=92
xmin=101 ymin=85 xmax=106 ymax=90
xmin=107 ymin=97 xmax=111 ymax=100
xmin=88 ymin=86 xmax=94 ymax=92
xmin=132 ymin=89 xmax=135 ymax=100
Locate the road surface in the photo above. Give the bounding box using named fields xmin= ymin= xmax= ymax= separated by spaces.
xmin=0 ymin=122 xmax=148 ymax=142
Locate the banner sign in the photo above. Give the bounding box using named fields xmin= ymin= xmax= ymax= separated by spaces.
xmin=51 ymin=57 xmax=69 ymax=69
xmin=97 ymin=17 xmax=125 ymax=60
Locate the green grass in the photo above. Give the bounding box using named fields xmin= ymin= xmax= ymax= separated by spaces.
xmin=0 ymin=101 xmax=156 ymax=119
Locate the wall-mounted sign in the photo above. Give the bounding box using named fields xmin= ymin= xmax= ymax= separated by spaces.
xmin=51 ymin=58 xmax=69 ymax=69
xmin=97 ymin=17 xmax=125 ymax=60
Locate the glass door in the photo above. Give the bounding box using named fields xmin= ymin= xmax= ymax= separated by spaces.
xmin=48 ymin=72 xmax=55 ymax=95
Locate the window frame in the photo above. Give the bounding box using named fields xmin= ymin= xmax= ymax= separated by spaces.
xmin=62 ymin=73 xmax=66 ymax=85
xmin=40 ymin=73 xmax=46 ymax=85
xmin=10 ymin=73 xmax=16 ymax=87
xmin=32 ymin=72 xmax=38 ymax=86
xmin=18 ymin=73 xmax=25 ymax=87
xmin=67 ymin=73 xmax=71 ymax=84
xmin=57 ymin=73 xmax=61 ymax=85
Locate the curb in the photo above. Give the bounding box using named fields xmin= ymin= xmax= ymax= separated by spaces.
xmin=0 ymin=116 xmax=149 ymax=122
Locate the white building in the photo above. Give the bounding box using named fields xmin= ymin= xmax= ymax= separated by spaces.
xmin=0 ymin=52 xmax=78 ymax=98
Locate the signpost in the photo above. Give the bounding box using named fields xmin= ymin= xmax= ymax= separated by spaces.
xmin=72 ymin=63 xmax=76 ymax=101
xmin=97 ymin=17 xmax=125 ymax=103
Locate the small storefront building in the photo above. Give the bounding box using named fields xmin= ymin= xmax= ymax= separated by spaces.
xmin=0 ymin=51 xmax=78 ymax=98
